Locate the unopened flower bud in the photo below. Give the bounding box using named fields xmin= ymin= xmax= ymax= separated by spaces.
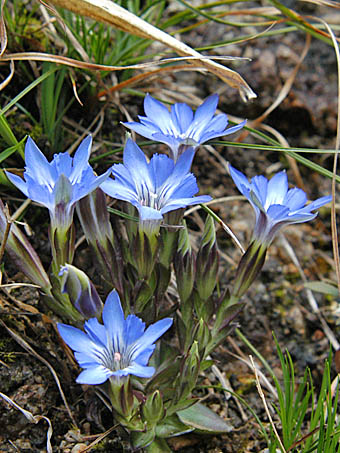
xmin=196 ymin=215 xmax=219 ymax=301
xmin=59 ymin=264 xmax=103 ymax=319
xmin=142 ymin=390 xmax=164 ymax=425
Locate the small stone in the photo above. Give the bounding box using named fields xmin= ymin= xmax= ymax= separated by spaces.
xmin=71 ymin=443 xmax=88 ymax=453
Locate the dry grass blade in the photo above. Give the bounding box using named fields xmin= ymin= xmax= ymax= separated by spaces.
xmin=300 ymin=0 xmax=340 ymax=8
xmin=97 ymin=64 xmax=205 ymax=98
xmin=249 ymin=355 xmax=286 ymax=453
xmin=46 ymin=0 xmax=256 ymax=101
xmin=0 ymin=59 xmax=14 ymax=91
xmin=0 ymin=204 xmax=12 ymax=265
xmin=80 ymin=425 xmax=118 ymax=452
xmin=0 ymin=318 xmax=78 ymax=428
xmin=0 ymin=0 xmax=7 ymax=57
xmin=0 ymin=391 xmax=53 ymax=453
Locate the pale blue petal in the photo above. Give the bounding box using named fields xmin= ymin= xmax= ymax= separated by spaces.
xmin=120 ymin=363 xmax=155 ymax=378
xmin=5 ymin=172 xmax=29 ymax=198
xmin=251 ymin=175 xmax=268 ymax=207
xmin=266 ymin=171 xmax=288 ymax=207
xmin=123 ymin=139 xmax=153 ymax=190
xmin=171 ymin=147 xmax=196 ymax=178
xmin=143 ymin=94 xmax=171 ymax=133
xmin=161 ymin=195 xmax=212 ymax=214
xmin=128 ymin=318 xmax=172 ymax=360
xmin=267 ymin=204 xmax=290 ymax=221
xmin=164 ymin=173 xmax=199 ymax=200
xmin=125 ymin=314 xmax=146 ymax=345
xmin=138 ymin=116 xmax=163 ymax=131
xmin=200 ymin=118 xmax=246 ymax=142
xmin=135 ymin=344 xmax=155 ymax=366
xmin=102 ymin=290 xmax=126 ymax=352
xmin=296 ymin=195 xmax=332 ymax=214
xmin=287 ymin=212 xmax=317 ymax=222
xmin=76 ymin=365 xmax=112 ymax=384
xmin=283 ymin=188 xmax=307 ymax=211
xmin=84 ymin=318 xmax=107 ymax=347
xmin=51 ymin=152 xmax=73 ymax=178
xmin=71 ymin=135 xmax=92 ymax=182
xmin=193 ymin=94 xmax=219 ymax=125
xmin=150 ymin=154 xmax=174 ymax=189
xmin=138 ymin=205 xmax=163 ymax=220
xmin=229 ymin=166 xmax=252 ymax=199
xmin=171 ymin=103 xmax=193 ymax=134
xmin=198 ymin=113 xmax=229 ymax=142
xmin=58 ymin=323 xmax=104 ymax=358
xmin=74 ymin=351 xmax=99 ymax=368
xmin=123 ymin=121 xmax=158 ymax=141
xmin=101 ymin=179 xmax=138 ymax=204
xmin=24 ymin=174 xmax=53 ymax=209
xmin=25 ymin=137 xmax=57 ymax=185
xmin=151 ymin=132 xmax=181 ymax=151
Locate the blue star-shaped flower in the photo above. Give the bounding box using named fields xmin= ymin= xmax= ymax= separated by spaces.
xmin=58 ymin=290 xmax=173 ymax=384
xmin=123 ymin=94 xmax=246 ymax=161
xmin=229 ymin=165 xmax=332 ymax=245
xmin=100 ymin=139 xmax=212 ymax=233
xmin=6 ymin=136 xmax=110 ymax=228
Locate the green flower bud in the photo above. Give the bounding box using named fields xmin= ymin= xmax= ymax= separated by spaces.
xmin=196 ymin=215 xmax=219 ymax=301
xmin=142 ymin=390 xmax=164 ymax=425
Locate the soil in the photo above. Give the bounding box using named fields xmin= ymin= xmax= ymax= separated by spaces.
xmin=0 ymin=1 xmax=338 ymax=452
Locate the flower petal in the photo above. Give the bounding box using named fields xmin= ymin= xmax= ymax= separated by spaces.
xmin=171 ymin=102 xmax=194 ymax=134
xmin=102 ymin=290 xmax=126 ymax=352
xmin=76 ymin=365 xmax=112 ymax=384
xmin=143 ymin=94 xmax=171 ymax=133
xmin=265 ymin=171 xmax=288 ymax=208
xmin=120 ymin=362 xmax=155 ymax=378
xmin=128 ymin=318 xmax=172 ymax=360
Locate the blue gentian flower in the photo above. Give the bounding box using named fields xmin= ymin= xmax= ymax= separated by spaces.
xmin=6 ymin=136 xmax=110 ymax=229
xmin=100 ymin=139 xmax=212 ymax=234
xmin=123 ymin=94 xmax=246 ymax=161
xmin=58 ymin=290 xmax=173 ymax=384
xmin=229 ymin=165 xmax=332 ymax=245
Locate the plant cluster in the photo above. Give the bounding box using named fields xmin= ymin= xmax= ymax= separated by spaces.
xmin=1 ymin=93 xmax=332 ymax=451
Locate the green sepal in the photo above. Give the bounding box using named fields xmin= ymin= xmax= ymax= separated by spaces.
xmin=193 ymin=289 xmax=214 ymax=322
xmin=158 ymin=225 xmax=179 ymax=268
xmin=49 ymin=221 xmax=75 ymax=273
xmin=195 ymin=318 xmax=211 ymax=357
xmin=155 ymin=414 xmax=194 ymax=438
xmin=133 ymin=274 xmax=156 ymax=314
xmin=154 ymin=263 xmax=171 ymax=301
xmin=173 ymin=342 xmax=200 ymax=402
xmin=129 ymin=231 xmax=158 ymax=280
xmin=232 ymin=239 xmax=267 ymax=298
xmin=177 ymin=402 xmax=233 ymax=433
xmin=195 ymin=215 xmax=219 ymax=301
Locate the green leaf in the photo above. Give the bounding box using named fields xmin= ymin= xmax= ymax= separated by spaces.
xmin=155 ymin=414 xmax=194 ymax=438
xmin=145 ymin=437 xmax=171 ymax=453
xmin=304 ymin=281 xmax=339 ymax=297
xmin=131 ymin=428 xmax=155 ymax=449
xmin=177 ymin=402 xmax=233 ymax=433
